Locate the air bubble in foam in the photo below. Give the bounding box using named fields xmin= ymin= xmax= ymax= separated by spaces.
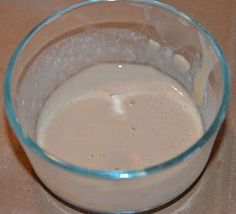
xmin=129 ymin=99 xmax=136 ymax=106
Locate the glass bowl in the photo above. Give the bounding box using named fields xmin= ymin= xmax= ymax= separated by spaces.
xmin=3 ymin=0 xmax=230 ymax=213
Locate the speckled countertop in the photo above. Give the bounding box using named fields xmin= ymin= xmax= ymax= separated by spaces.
xmin=0 ymin=0 xmax=236 ymax=213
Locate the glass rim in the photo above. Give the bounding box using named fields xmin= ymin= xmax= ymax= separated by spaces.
xmin=3 ymin=0 xmax=231 ymax=180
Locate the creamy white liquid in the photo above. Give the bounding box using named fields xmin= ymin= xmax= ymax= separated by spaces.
xmin=37 ymin=63 xmax=203 ymax=170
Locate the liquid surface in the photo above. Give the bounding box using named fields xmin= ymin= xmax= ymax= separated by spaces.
xmin=37 ymin=63 xmax=203 ymax=170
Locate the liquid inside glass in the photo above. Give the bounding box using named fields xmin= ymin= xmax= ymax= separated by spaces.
xmin=36 ymin=63 xmax=203 ymax=170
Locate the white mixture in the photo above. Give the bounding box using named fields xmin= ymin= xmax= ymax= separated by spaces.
xmin=37 ymin=63 xmax=203 ymax=170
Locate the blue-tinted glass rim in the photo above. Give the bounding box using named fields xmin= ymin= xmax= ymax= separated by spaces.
xmin=3 ymin=0 xmax=231 ymax=180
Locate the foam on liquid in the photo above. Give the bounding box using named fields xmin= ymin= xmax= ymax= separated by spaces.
xmin=37 ymin=63 xmax=203 ymax=170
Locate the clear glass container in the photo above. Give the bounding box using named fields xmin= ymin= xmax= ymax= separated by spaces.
xmin=3 ymin=0 xmax=230 ymax=213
